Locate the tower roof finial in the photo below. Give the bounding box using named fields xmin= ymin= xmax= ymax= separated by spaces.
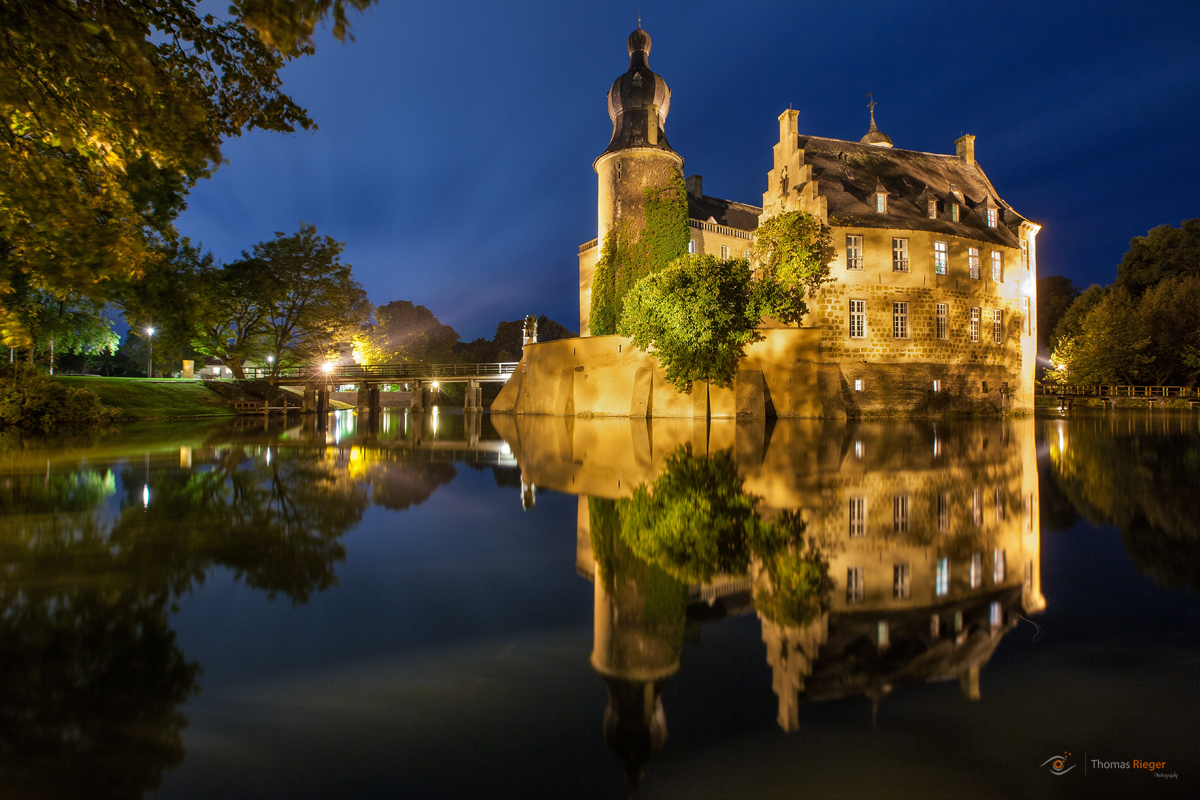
xmin=860 ymin=93 xmax=893 ymax=148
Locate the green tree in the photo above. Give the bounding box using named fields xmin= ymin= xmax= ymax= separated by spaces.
xmin=1036 ymin=275 xmax=1080 ymax=353
xmin=357 ymin=300 xmax=459 ymax=365
xmin=620 ymin=255 xmax=791 ymax=391
xmin=751 ymin=210 xmax=835 ymax=310
xmin=589 ymin=175 xmax=690 ymax=335
xmin=1048 ymin=287 xmax=1153 ymax=385
xmin=255 ymin=223 xmax=371 ymax=372
xmin=1114 ymin=218 xmax=1200 ymax=296
xmin=190 ymin=257 xmax=273 ymax=378
xmin=0 ymin=0 xmax=375 ymax=308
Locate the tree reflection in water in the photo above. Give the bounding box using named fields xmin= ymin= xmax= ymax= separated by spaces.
xmin=1047 ymin=412 xmax=1200 ymax=593
xmin=0 ymin=442 xmax=390 ymax=798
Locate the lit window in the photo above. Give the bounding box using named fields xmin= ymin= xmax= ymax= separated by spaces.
xmin=847 ymin=567 xmax=864 ymax=603
xmin=986 ymin=208 xmax=998 ymax=228
xmin=875 ymin=193 xmax=887 ymax=213
xmin=933 ymin=379 xmax=941 ymax=393
xmin=971 ymin=487 xmax=983 ymax=525
xmin=936 ymin=303 xmax=948 ymax=339
xmin=893 ymin=301 xmax=909 ymax=339
xmin=1020 ymin=239 xmax=1029 ymax=269
xmin=1022 ymin=297 xmax=1031 ymax=335
xmin=893 ymin=495 xmax=910 ymax=534
xmin=720 ymin=245 xmax=729 ymax=259
xmin=934 ymin=241 xmax=948 ymax=275
xmin=894 ymin=563 xmax=911 ymax=600
xmin=954 ymin=611 xmax=963 ymax=631
xmin=878 ymin=621 xmax=890 ymax=646
xmin=849 ymin=299 xmax=866 ymax=339
xmin=949 ymin=203 xmax=960 ymax=222
xmin=968 ymin=247 xmax=981 ymax=279
xmin=688 ymin=239 xmax=696 ymax=254
xmin=970 ymin=552 xmax=983 ymax=588
xmin=935 ymin=558 xmax=949 ymax=596
xmin=993 ymin=548 xmax=1007 ymax=582
xmin=892 ymin=238 xmax=909 ymax=272
xmin=854 ymin=379 xmax=863 ymax=392
xmin=846 ymin=235 xmax=864 ymax=269
xmin=993 ymin=309 xmax=1003 ymax=344
xmin=991 ymin=251 xmax=1003 ymax=282
xmin=970 ymin=307 xmax=980 ymax=342
xmin=937 ymin=492 xmax=950 ymax=531
xmin=849 ymin=497 xmax=866 ymax=537
xmin=854 ymin=440 xmax=864 ymax=458
xmin=990 ymin=601 xmax=1003 ymax=627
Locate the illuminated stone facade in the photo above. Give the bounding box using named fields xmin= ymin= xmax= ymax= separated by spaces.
xmin=571 ymin=27 xmax=1041 ymax=416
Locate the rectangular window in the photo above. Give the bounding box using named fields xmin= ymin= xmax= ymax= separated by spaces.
xmin=688 ymin=239 xmax=696 ymax=255
xmin=1020 ymin=239 xmax=1029 ymax=269
xmin=990 ymin=601 xmax=1003 ymax=627
xmin=994 ymin=485 xmax=1005 ymax=520
xmin=993 ymin=309 xmax=1003 ymax=344
xmin=849 ymin=299 xmax=866 ymax=338
xmin=847 ymin=567 xmax=864 ymax=603
xmin=935 ymin=558 xmax=950 ymax=596
xmin=933 ymin=379 xmax=941 ymax=393
xmin=878 ymin=621 xmax=890 ymax=647
xmin=893 ymin=495 xmax=910 ymax=535
xmin=875 ymin=194 xmax=887 ymax=213
xmin=892 ymin=238 xmax=909 ymax=272
xmin=894 ymin=564 xmax=911 ymax=600
xmin=854 ymin=379 xmax=863 ymax=392
xmin=994 ymin=548 xmax=1007 ymax=583
xmin=968 ymin=248 xmax=981 ymax=279
xmin=931 ymin=614 xmax=941 ymax=637
xmin=846 ymin=235 xmax=864 ymax=270
xmin=972 ymin=487 xmax=983 ymax=525
xmin=970 ymin=552 xmax=983 ymax=588
xmin=970 ymin=307 xmax=980 ymax=342
xmin=720 ymin=245 xmax=729 ymax=259
xmin=934 ymin=241 xmax=948 ymax=275
xmin=744 ymin=249 xmax=751 ymax=260
xmin=991 ymin=251 xmax=1003 ymax=282
xmin=1022 ymin=297 xmax=1031 ymax=335
xmin=949 ymin=203 xmax=960 ymax=222
xmin=936 ymin=303 xmax=948 ymax=339
xmin=849 ymin=497 xmax=866 ymax=538
xmin=893 ymin=301 xmax=909 ymax=339
xmin=937 ymin=492 xmax=951 ymax=531
xmin=986 ymin=208 xmax=998 ymax=228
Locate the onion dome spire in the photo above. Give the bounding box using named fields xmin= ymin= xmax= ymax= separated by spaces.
xmin=860 ymin=93 xmax=893 ymax=148
xmin=602 ymin=25 xmax=675 ymax=155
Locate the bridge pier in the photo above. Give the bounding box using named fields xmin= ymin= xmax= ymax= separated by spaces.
xmin=464 ymin=379 xmax=483 ymax=412
xmin=410 ymin=382 xmax=424 ymax=409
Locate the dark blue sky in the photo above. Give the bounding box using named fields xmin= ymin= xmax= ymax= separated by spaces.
xmin=177 ymin=0 xmax=1200 ymax=341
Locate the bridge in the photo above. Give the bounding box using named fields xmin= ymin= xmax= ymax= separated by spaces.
xmin=1036 ymin=383 xmax=1200 ymax=409
xmin=238 ymin=362 xmax=519 ymax=415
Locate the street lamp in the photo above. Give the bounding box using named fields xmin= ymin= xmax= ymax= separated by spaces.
xmin=146 ymin=327 xmax=155 ymax=378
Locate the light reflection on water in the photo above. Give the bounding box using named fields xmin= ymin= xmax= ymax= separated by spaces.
xmin=0 ymin=409 xmax=1196 ymax=798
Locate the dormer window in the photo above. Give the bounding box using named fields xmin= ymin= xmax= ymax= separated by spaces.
xmin=986 ymin=208 xmax=998 ymax=228
xmin=875 ymin=193 xmax=887 ymax=213
xmin=927 ymin=199 xmax=937 ymax=218
xmin=949 ymin=203 xmax=960 ymax=222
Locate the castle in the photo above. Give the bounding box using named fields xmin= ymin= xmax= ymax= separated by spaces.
xmin=495 ymin=25 xmax=1039 ymax=418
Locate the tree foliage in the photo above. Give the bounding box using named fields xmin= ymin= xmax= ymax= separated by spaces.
xmin=0 ymin=0 xmax=375 ymax=336
xmin=1114 ymin=218 xmax=1200 ymax=296
xmin=355 ymin=300 xmax=459 ymax=366
xmin=1036 ymin=275 xmax=1080 ymax=354
xmin=589 ymin=174 xmax=690 ymax=336
xmin=751 ymin=210 xmax=835 ymax=306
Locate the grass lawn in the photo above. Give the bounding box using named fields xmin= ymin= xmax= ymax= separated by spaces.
xmin=54 ymin=377 xmax=236 ymax=420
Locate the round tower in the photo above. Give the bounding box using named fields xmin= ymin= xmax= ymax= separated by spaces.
xmin=593 ymin=25 xmax=685 ymax=266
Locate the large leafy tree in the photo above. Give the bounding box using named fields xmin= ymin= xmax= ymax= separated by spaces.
xmin=1036 ymin=275 xmax=1079 ymax=354
xmin=355 ymin=300 xmax=459 ymax=366
xmin=0 ymin=0 xmax=375 ymax=344
xmin=1114 ymin=218 xmax=1200 ymax=296
xmin=256 ymin=223 xmax=371 ymax=372
xmin=751 ymin=210 xmax=835 ymax=311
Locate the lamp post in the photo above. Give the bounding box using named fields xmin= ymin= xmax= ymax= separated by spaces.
xmin=145 ymin=327 xmax=155 ymax=378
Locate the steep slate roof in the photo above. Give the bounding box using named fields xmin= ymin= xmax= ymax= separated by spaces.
xmin=800 ymin=135 xmax=1028 ymax=248
xmin=688 ymin=194 xmax=762 ymax=232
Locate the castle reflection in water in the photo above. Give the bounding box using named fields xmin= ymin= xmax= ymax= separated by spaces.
xmin=493 ymin=415 xmax=1045 ymax=783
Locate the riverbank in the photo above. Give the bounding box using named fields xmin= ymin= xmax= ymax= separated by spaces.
xmin=53 ymin=377 xmax=236 ymax=420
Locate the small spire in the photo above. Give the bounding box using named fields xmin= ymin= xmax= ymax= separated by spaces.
xmin=868 ymin=93 xmax=877 ymax=127
xmin=860 ymin=93 xmax=893 ymax=148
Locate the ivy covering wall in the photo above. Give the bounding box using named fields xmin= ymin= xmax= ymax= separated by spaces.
xmin=588 ymin=174 xmax=689 ymax=336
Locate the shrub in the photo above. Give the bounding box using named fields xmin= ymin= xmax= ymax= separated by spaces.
xmin=0 ymin=366 xmax=119 ymax=428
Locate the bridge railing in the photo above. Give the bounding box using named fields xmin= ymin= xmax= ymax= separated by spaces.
xmin=1036 ymin=384 xmax=1200 ymax=398
xmin=241 ymin=362 xmax=519 ymax=382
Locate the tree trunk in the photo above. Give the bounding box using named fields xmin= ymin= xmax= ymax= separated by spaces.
xmin=222 ymin=359 xmax=246 ymax=379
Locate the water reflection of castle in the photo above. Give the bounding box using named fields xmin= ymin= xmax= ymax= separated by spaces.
xmin=495 ymin=416 xmax=1044 ymax=773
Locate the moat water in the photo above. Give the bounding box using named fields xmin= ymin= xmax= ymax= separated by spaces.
xmin=1 ymin=409 xmax=1196 ymax=799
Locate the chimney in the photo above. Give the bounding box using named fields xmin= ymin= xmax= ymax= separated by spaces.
xmin=955 ymin=134 xmax=976 ymax=165
xmin=685 ymin=174 xmax=703 ymax=198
